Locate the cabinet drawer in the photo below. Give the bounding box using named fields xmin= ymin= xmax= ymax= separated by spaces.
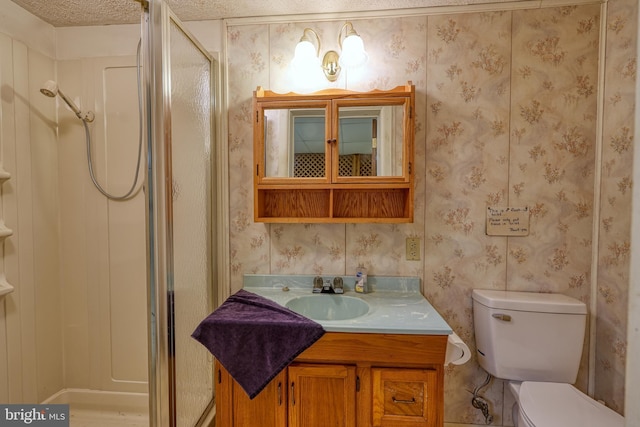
xmin=372 ymin=368 xmax=438 ymax=427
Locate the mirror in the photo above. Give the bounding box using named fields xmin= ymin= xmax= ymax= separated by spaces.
xmin=291 ymin=109 xmax=326 ymax=178
xmin=262 ymin=103 xmax=405 ymax=178
xmin=337 ymin=105 xmax=404 ymax=177
xmin=263 ymin=108 xmax=326 ymax=178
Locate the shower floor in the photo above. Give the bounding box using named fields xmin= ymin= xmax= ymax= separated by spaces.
xmin=44 ymin=389 xmax=149 ymax=427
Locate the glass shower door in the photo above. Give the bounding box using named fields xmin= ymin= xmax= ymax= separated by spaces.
xmin=145 ymin=1 xmax=216 ymax=425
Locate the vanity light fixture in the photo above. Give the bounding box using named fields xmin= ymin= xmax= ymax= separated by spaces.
xmin=291 ymin=22 xmax=368 ymax=82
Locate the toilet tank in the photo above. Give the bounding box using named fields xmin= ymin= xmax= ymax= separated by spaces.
xmin=472 ymin=289 xmax=587 ymax=383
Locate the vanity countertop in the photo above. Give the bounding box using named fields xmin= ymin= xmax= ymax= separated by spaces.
xmin=243 ymin=274 xmax=452 ymax=335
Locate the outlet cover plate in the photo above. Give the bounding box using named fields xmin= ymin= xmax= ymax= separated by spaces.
xmin=406 ymin=237 xmax=420 ymax=261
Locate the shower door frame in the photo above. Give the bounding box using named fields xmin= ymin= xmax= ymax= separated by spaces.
xmin=144 ymin=0 xmax=222 ymax=425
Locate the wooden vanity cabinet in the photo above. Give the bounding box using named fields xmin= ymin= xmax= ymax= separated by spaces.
xmin=253 ymin=83 xmax=415 ymax=223
xmin=215 ymin=333 xmax=446 ymax=427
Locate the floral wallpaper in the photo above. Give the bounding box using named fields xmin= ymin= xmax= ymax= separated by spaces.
xmin=424 ymin=5 xmax=605 ymax=424
xmin=226 ymin=1 xmax=635 ymax=425
xmin=597 ymin=0 xmax=636 ymax=414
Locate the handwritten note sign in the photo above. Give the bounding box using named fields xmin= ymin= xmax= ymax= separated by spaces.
xmin=486 ymin=207 xmax=530 ymax=236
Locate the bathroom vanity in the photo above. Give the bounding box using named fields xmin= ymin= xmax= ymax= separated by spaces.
xmin=215 ymin=275 xmax=452 ymax=427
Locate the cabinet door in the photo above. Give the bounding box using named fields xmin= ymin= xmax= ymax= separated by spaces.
xmin=372 ymin=368 xmax=438 ymax=427
xmin=255 ymin=100 xmax=331 ymax=183
xmin=216 ymin=363 xmax=286 ymax=427
xmin=331 ymin=97 xmax=413 ymax=184
xmin=288 ymin=363 xmax=356 ymax=427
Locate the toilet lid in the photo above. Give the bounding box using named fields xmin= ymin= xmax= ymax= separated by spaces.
xmin=519 ymin=382 xmax=624 ymax=427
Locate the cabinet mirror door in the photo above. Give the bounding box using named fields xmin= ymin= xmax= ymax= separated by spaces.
xmin=334 ymin=99 xmax=409 ymax=179
xmin=262 ymin=102 xmax=330 ymax=180
xmin=259 ymin=96 xmax=411 ymax=181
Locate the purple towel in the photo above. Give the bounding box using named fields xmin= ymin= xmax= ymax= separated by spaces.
xmin=192 ymin=289 xmax=325 ymax=399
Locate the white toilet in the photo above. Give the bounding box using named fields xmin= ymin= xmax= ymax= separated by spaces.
xmin=472 ymin=289 xmax=624 ymax=427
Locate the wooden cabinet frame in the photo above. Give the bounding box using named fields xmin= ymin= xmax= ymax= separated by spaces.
xmin=253 ymin=83 xmax=415 ymax=223
xmin=215 ymin=332 xmax=446 ymax=427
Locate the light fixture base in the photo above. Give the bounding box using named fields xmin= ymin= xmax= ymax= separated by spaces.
xmin=322 ymin=50 xmax=341 ymax=82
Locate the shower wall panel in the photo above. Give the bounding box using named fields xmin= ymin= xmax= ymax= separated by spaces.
xmin=0 ymin=11 xmax=60 ymax=403
xmin=57 ymin=55 xmax=148 ymax=394
xmin=102 ymin=64 xmax=148 ymax=384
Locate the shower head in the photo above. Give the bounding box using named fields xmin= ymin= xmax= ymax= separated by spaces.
xmin=40 ymin=80 xmax=58 ymax=97
xmin=39 ymin=80 xmax=94 ymax=122
xmin=40 ymin=80 xmax=80 ymax=115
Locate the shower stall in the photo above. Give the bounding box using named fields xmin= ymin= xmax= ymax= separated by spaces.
xmin=0 ymin=0 xmax=221 ymax=425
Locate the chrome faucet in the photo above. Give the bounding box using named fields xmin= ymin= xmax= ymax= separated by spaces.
xmin=312 ymin=276 xmax=344 ymax=294
xmin=312 ymin=276 xmax=323 ymax=293
xmin=333 ymin=277 xmax=344 ymax=294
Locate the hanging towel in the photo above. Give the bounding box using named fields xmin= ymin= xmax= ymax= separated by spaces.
xmin=192 ymin=289 xmax=325 ymax=399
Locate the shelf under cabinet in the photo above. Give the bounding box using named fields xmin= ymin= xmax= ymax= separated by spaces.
xmin=255 ymin=186 xmax=413 ymax=223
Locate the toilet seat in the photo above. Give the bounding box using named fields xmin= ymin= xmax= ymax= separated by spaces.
xmin=517 ymin=382 xmax=624 ymax=427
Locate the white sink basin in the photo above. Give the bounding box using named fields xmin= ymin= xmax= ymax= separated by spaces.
xmin=286 ymin=295 xmax=370 ymax=321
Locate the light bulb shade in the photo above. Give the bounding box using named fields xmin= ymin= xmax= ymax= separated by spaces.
xmin=291 ymin=40 xmax=321 ymax=71
xmin=338 ymin=34 xmax=368 ymax=68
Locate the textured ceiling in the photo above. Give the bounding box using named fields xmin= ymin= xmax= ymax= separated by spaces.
xmin=10 ymin=0 xmax=506 ymax=27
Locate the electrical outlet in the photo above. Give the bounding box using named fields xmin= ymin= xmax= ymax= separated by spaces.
xmin=406 ymin=237 xmax=420 ymax=261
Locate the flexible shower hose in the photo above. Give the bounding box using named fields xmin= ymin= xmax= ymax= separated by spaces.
xmin=81 ymin=39 xmax=144 ymax=201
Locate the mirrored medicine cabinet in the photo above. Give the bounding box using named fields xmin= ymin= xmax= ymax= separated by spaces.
xmin=253 ymin=82 xmax=415 ymax=223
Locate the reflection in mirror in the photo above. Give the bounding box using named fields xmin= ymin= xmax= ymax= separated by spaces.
xmin=337 ymin=105 xmax=404 ymax=177
xmin=263 ymin=108 xmax=326 ymax=178
xmin=292 ymin=110 xmax=325 ymax=177
xmin=263 ymin=104 xmax=404 ymax=178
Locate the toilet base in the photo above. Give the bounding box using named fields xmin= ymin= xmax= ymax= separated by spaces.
xmin=508 ymin=382 xmax=533 ymax=427
xmin=512 ymin=401 xmax=519 ymax=427
xmin=508 ymin=382 xmax=523 ymax=427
